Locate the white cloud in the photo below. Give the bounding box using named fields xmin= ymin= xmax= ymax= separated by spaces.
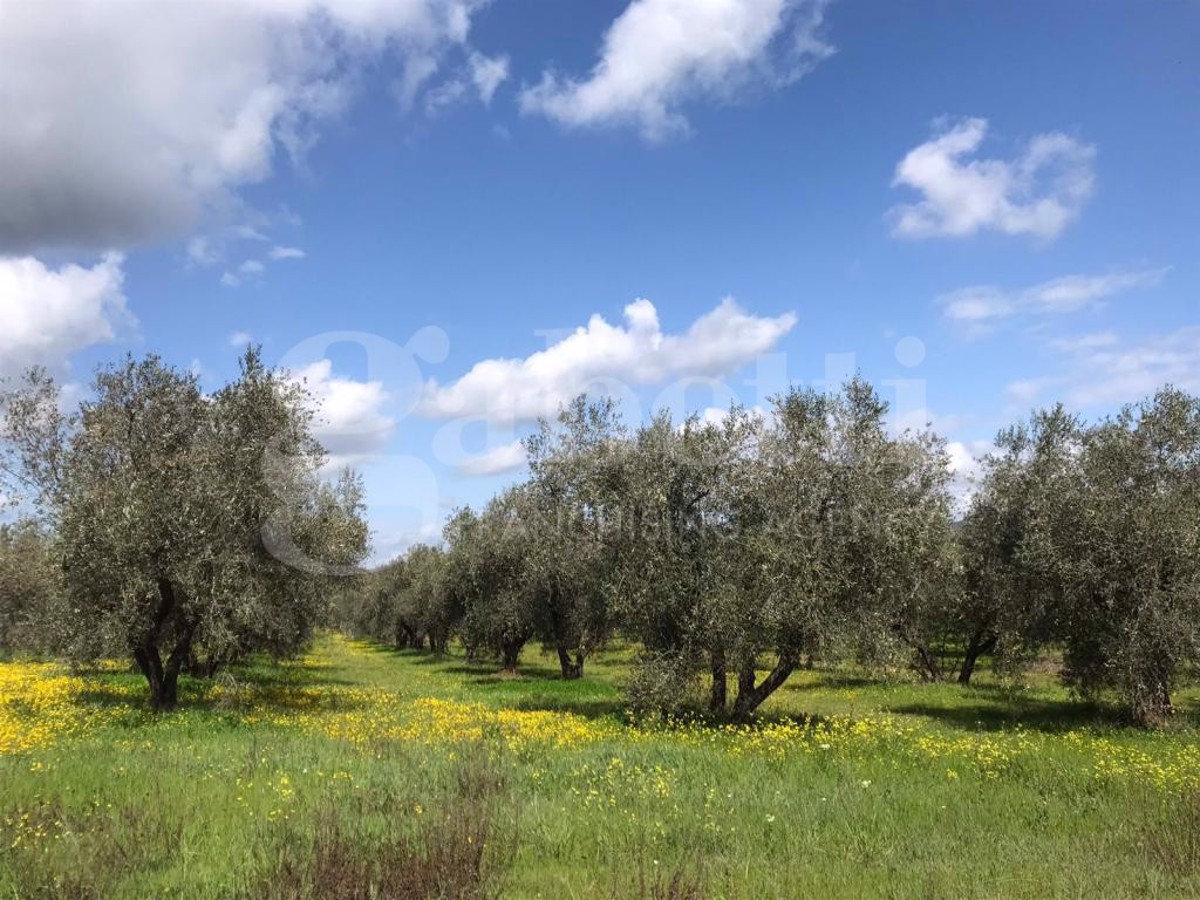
xmin=1006 ymin=327 xmax=1200 ymax=410
xmin=423 ymin=77 xmax=471 ymax=114
xmin=519 ymin=0 xmax=833 ymax=141
xmin=890 ymin=117 xmax=1095 ymax=240
xmin=232 ymin=225 xmax=272 ymax=243
xmin=469 ymin=52 xmax=510 ymax=105
xmin=186 ymin=236 xmax=219 ymax=267
xmin=228 ymin=331 xmax=254 ymax=349
xmin=369 ymin=519 xmax=447 ymax=565
xmin=0 ymin=253 xmax=130 ymax=377
xmin=186 ymin=220 xmax=292 ymax=272
xmin=291 ymin=359 xmax=395 ymax=469
xmin=693 ymin=405 xmax=769 ymax=430
xmin=1047 ymin=331 xmax=1119 ymax=353
xmin=940 ymin=268 xmax=1167 ymax=333
xmin=456 ymin=439 xmax=527 ymax=477
xmin=1005 ymin=376 xmax=1056 ymax=406
xmin=1064 ymin=328 xmax=1200 ymax=408
xmin=221 ymin=258 xmax=268 ymax=286
xmin=0 ymin=0 xmax=490 ymax=255
xmin=420 ymin=297 xmax=797 ymax=424
xmin=945 ymin=438 xmax=995 ymax=511
xmin=889 ymin=406 xmax=969 ymax=437
xmin=424 ymin=51 xmax=510 ymax=114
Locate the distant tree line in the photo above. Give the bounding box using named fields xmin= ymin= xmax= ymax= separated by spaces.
xmin=345 ymin=381 xmax=1200 ymax=727
xmin=0 ymin=350 xmax=369 ymax=710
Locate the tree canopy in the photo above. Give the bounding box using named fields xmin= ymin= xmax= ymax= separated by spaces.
xmin=1 ymin=350 xmax=368 ymax=708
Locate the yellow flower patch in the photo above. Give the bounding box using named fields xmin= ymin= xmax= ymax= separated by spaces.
xmin=0 ymin=663 xmax=126 ymax=754
xmin=4 ymin=637 xmax=1200 ymax=796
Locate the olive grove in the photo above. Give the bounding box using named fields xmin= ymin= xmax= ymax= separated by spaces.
xmin=349 ymin=380 xmax=1200 ymax=726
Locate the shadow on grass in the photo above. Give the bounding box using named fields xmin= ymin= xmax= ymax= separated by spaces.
xmin=508 ymin=696 xmax=628 ymax=720
xmin=334 ymin=637 xmax=1200 ymax=735
xmin=883 ymin=698 xmax=1129 ymax=733
xmin=783 ymin=673 xmax=882 ymax=691
xmin=65 ymin=652 xmax=370 ymax=720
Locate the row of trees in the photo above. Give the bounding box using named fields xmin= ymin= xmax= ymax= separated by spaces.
xmin=349 ymin=381 xmax=1200 ymax=726
xmin=3 ymin=348 xmax=1195 ymax=726
xmin=1 ymin=351 xmax=369 ymax=709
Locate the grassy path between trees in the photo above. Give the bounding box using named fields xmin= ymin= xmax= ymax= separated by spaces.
xmin=2 ymin=634 xmax=1200 ymax=898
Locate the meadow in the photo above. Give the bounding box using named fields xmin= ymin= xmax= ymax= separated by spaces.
xmin=2 ymin=635 xmax=1199 ymax=899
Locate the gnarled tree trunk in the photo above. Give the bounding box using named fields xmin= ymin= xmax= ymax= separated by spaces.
xmin=731 ymin=653 xmax=797 ymax=720
xmin=556 ymin=643 xmax=584 ymax=679
xmin=957 ymin=632 xmax=996 ymax=685
xmin=500 ymin=638 xmax=523 ymax=675
xmin=132 ymin=578 xmax=195 ymax=712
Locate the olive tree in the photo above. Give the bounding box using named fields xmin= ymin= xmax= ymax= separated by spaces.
xmin=1049 ymin=388 xmax=1200 ymax=724
xmin=0 ymin=520 xmax=60 ymax=653
xmin=611 ymin=406 xmax=752 ymax=712
xmin=2 ymin=350 xmax=369 ymax=709
xmin=448 ymin=490 xmax=538 ymax=673
xmin=718 ymin=378 xmax=955 ymax=717
xmin=955 ymin=406 xmax=1081 ymax=684
xmin=352 ymin=544 xmax=456 ymax=653
xmin=404 ymin=544 xmax=457 ymax=654
xmin=354 ymin=557 xmax=411 ymax=646
xmin=523 ymin=395 xmax=626 ymax=678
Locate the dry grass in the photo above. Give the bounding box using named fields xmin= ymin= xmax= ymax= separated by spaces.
xmin=259 ymin=750 xmax=515 ymax=900
xmin=631 ymin=866 xmax=707 ymax=900
xmin=1141 ymin=790 xmax=1200 ymax=876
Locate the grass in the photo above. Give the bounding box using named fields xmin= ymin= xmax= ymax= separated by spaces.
xmin=2 ymin=636 xmax=1200 ymax=898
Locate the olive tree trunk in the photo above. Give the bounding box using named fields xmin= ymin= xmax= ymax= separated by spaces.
xmin=957 ymin=632 xmax=996 ymax=685
xmin=556 ymin=643 xmax=584 ymax=679
xmin=709 ymin=648 xmax=727 ymax=713
xmin=132 ymin=579 xmax=195 ymax=712
xmin=731 ymin=654 xmax=798 ymax=720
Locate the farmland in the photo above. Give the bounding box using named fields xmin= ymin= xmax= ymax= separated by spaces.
xmin=3 ymin=635 xmax=1198 ymax=899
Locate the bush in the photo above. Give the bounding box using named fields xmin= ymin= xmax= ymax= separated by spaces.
xmin=624 ymin=651 xmax=704 ymax=720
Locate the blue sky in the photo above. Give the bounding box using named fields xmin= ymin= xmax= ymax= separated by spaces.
xmin=2 ymin=0 xmax=1197 ymax=558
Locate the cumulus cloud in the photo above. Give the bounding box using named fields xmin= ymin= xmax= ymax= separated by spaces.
xmin=291 ymin=359 xmax=396 ymax=469
xmin=1007 ymin=327 xmax=1200 ymax=410
xmin=940 ymin=268 xmax=1167 ymax=334
xmin=519 ymin=0 xmax=833 ymax=141
xmin=890 ymin=117 xmax=1095 ymax=240
xmin=0 ymin=0 xmax=491 ymax=255
xmin=228 ymin=331 xmax=254 ymax=349
xmin=0 ymin=254 xmax=130 ymax=377
xmin=269 ymin=245 xmax=306 ymax=261
xmin=456 ymin=439 xmax=527 ymax=477
xmin=420 ymin=297 xmax=797 ymax=424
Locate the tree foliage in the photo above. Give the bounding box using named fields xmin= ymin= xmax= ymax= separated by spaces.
xmin=956 ymin=405 xmax=1081 ymax=683
xmin=1 ymin=350 xmax=368 ymax=708
xmin=1051 ymin=389 xmax=1200 ymax=724
xmin=0 ymin=519 xmax=60 ymax=653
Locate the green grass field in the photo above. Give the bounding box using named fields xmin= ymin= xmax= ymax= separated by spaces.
xmin=2 ymin=635 xmax=1199 ymax=898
